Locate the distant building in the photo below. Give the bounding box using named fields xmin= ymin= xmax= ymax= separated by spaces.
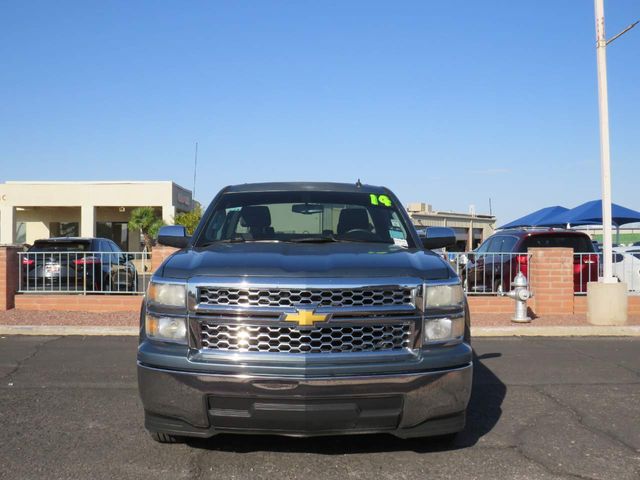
xmin=0 ymin=181 xmax=193 ymax=250
xmin=406 ymin=202 xmax=496 ymax=251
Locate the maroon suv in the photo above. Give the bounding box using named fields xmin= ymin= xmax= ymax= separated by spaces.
xmin=463 ymin=229 xmax=598 ymax=294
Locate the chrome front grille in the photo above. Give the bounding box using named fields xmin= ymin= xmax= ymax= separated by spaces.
xmin=200 ymin=322 xmax=412 ymax=354
xmin=198 ymin=287 xmax=414 ymax=308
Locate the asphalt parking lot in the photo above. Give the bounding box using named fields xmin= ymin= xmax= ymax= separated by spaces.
xmin=0 ymin=336 xmax=638 ymax=480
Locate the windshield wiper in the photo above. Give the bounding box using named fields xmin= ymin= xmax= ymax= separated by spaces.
xmin=287 ymin=236 xmax=391 ymax=244
xmin=287 ymin=235 xmax=339 ymax=243
xmin=199 ymin=238 xmax=246 ymax=247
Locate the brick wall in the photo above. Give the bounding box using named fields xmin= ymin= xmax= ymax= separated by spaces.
xmin=629 ymin=296 xmax=640 ymax=316
xmin=150 ymin=245 xmax=179 ymax=272
xmin=0 ymin=246 xmax=20 ymax=310
xmin=466 ymin=296 xmax=514 ymax=314
xmin=528 ymin=247 xmax=574 ymax=315
xmin=15 ymin=294 xmax=143 ymax=312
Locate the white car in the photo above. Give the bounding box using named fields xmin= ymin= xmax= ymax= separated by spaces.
xmin=612 ymin=247 xmax=640 ymax=292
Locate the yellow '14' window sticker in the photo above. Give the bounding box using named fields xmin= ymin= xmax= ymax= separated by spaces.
xmin=369 ymin=194 xmax=392 ymax=207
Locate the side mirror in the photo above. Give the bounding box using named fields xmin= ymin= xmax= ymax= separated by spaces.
xmin=418 ymin=227 xmax=456 ymax=250
xmin=157 ymin=225 xmax=190 ymax=248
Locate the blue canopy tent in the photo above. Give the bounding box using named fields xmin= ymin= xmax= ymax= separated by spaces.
xmin=538 ymin=200 xmax=640 ymax=244
xmin=538 ymin=200 xmax=640 ymax=228
xmin=498 ymin=205 xmax=569 ymax=229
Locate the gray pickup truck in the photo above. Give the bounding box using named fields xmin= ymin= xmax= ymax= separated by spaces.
xmin=138 ymin=182 xmax=472 ymax=443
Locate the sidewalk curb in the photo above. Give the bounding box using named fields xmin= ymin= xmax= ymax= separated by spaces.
xmin=1 ymin=324 xmax=639 ymax=337
xmin=0 ymin=325 xmax=138 ymax=336
xmin=471 ymin=325 xmax=640 ymax=337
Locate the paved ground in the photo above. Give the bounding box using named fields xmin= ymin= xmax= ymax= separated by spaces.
xmin=0 ymin=336 xmax=638 ymax=480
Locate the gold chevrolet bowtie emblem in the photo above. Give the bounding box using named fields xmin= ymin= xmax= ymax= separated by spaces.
xmin=284 ymin=309 xmax=328 ymax=327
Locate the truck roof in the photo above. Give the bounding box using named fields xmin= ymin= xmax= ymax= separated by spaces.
xmin=223 ymin=182 xmax=389 ymax=194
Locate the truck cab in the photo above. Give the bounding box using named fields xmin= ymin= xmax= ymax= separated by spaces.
xmin=137 ymin=182 xmax=472 ymax=442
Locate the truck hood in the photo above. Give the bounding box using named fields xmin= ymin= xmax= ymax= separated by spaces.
xmin=159 ymin=242 xmax=454 ymax=280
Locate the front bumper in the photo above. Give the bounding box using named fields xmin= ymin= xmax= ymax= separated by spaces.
xmin=137 ymin=362 xmax=472 ymax=438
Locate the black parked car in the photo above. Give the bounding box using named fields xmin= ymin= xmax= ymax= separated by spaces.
xmin=21 ymin=237 xmax=137 ymax=292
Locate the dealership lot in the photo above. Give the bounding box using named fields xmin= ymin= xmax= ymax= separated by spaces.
xmin=1 ymin=336 xmax=638 ymax=480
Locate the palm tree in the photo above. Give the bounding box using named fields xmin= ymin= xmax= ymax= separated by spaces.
xmin=128 ymin=207 xmax=164 ymax=251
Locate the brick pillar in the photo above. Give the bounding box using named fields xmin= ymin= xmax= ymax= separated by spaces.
xmin=151 ymin=245 xmax=179 ymax=273
xmin=528 ymin=247 xmax=574 ymax=315
xmin=0 ymin=246 xmax=20 ymax=310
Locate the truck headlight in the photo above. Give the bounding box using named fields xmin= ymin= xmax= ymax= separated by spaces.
xmin=425 ymin=284 xmax=464 ymax=308
xmin=145 ymin=314 xmax=187 ymax=344
xmin=424 ymin=317 xmax=465 ymax=343
xmin=147 ymin=281 xmax=186 ymax=307
xmin=423 ymin=283 xmax=465 ymax=343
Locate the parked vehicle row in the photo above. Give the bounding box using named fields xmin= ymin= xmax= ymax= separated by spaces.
xmin=21 ymin=229 xmax=625 ymax=296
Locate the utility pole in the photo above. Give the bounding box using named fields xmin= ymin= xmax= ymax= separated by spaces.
xmin=594 ymin=0 xmax=615 ymax=282
xmin=593 ymin=0 xmax=638 ymax=282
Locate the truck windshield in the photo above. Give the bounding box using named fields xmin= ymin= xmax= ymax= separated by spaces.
xmin=195 ymin=191 xmax=414 ymax=247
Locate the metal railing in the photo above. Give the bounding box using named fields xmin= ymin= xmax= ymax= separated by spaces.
xmin=574 ymin=252 xmax=640 ymax=294
xmin=447 ymin=251 xmax=636 ymax=296
xmin=18 ymin=251 xmax=152 ymax=294
xmin=607 ymin=251 xmax=640 ymax=294
xmin=573 ymin=253 xmax=601 ymax=295
xmin=445 ymin=252 xmax=532 ymax=295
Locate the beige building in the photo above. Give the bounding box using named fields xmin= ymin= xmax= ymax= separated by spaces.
xmin=0 ymin=181 xmax=193 ymax=250
xmin=406 ymin=202 xmax=496 ymax=250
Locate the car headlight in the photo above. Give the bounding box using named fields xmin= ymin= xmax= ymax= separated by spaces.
xmin=147 ymin=281 xmax=186 ymax=307
xmin=424 ymin=317 xmax=465 ymax=343
xmin=423 ymin=283 xmax=465 ymax=343
xmin=425 ymin=284 xmax=464 ymax=308
xmin=145 ymin=314 xmax=187 ymax=344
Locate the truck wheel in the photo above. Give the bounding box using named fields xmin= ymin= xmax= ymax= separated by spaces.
xmin=149 ymin=431 xmax=184 ymax=444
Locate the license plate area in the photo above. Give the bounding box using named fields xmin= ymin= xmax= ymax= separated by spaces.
xmin=45 ymin=264 xmax=60 ymax=275
xmin=207 ymin=395 xmax=403 ymax=433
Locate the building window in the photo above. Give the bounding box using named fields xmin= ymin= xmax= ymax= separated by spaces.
xmin=49 ymin=222 xmax=79 ymax=238
xmin=96 ymin=222 xmax=129 ymax=250
xmin=15 ymin=222 xmax=26 ymax=244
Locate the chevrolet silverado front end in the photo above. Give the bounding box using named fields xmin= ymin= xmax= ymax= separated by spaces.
xmin=137 ymin=182 xmax=472 ymax=442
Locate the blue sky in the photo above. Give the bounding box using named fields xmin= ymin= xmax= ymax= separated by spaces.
xmin=1 ymin=0 xmax=638 ymax=224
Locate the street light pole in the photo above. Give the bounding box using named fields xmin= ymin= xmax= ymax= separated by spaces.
xmin=594 ymin=0 xmax=615 ymax=283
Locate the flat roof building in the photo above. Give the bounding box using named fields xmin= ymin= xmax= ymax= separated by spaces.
xmin=0 ymin=181 xmax=193 ymax=250
xmin=406 ymin=202 xmax=496 ymax=251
